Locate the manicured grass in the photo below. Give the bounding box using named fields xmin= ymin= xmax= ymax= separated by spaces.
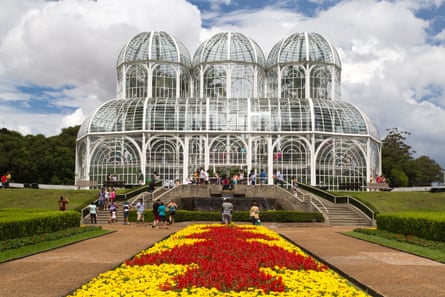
xmin=344 ymin=230 xmax=445 ymax=263
xmin=0 ymin=226 xmax=111 ymax=263
xmin=337 ymin=191 xmax=445 ymax=213
xmin=0 ymin=188 xmax=98 ymax=211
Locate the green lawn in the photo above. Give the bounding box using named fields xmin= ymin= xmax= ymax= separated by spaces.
xmin=337 ymin=191 xmax=445 ymax=213
xmin=0 ymin=188 xmax=98 ymax=211
xmin=0 ymin=188 xmax=105 ymax=262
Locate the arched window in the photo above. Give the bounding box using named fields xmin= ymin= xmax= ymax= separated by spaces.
xmin=152 ymin=65 xmax=176 ymax=98
xmin=126 ymin=66 xmax=147 ymax=98
xmin=310 ymin=66 xmax=331 ymax=99
xmin=231 ymin=65 xmax=253 ymax=98
xmin=281 ymin=65 xmax=305 ymax=99
xmin=204 ymin=65 xmax=226 ymax=98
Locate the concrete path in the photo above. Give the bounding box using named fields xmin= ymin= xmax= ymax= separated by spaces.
xmin=0 ymin=222 xmax=444 ymax=297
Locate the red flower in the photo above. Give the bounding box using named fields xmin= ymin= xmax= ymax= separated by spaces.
xmin=126 ymin=226 xmax=327 ymax=293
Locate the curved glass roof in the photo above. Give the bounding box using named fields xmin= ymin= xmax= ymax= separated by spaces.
xmin=193 ymin=32 xmax=266 ymax=67
xmin=267 ymin=32 xmax=341 ymax=68
xmin=77 ymin=97 xmax=379 ymax=140
xmin=117 ymin=31 xmax=192 ymax=68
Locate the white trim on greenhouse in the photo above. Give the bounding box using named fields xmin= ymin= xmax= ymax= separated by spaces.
xmin=76 ymin=31 xmax=381 ymax=191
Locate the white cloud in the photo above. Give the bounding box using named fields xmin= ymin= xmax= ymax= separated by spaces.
xmin=0 ymin=0 xmax=202 ymax=135
xmin=0 ymin=0 xmax=444 ymax=168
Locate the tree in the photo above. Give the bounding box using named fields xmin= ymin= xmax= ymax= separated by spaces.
xmin=382 ymin=128 xmax=414 ymax=187
xmin=412 ymin=156 xmax=442 ymax=186
xmin=382 ymin=128 xmax=442 ymax=187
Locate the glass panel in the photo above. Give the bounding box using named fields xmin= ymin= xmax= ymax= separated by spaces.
xmin=126 ymin=66 xmax=147 ymax=98
xmin=152 ymin=64 xmax=176 ymax=98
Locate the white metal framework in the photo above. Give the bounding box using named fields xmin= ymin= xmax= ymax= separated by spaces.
xmin=76 ymin=31 xmax=381 ymax=190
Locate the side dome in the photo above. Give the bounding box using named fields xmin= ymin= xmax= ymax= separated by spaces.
xmin=117 ymin=31 xmax=191 ymax=68
xmin=193 ymin=32 xmax=266 ymax=67
xmin=267 ymin=32 xmax=341 ymax=68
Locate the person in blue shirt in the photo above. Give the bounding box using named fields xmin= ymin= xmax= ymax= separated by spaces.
xmin=259 ymin=169 xmax=266 ymax=185
xmin=157 ymin=202 xmax=168 ymax=229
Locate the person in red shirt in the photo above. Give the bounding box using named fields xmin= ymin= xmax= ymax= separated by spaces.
xmin=1 ymin=174 xmax=7 ymax=189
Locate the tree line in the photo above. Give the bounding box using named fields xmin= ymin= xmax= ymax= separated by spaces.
xmin=0 ymin=126 xmax=78 ymax=185
xmin=0 ymin=126 xmax=442 ymax=187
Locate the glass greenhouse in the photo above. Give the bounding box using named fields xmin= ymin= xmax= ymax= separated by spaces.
xmin=76 ymin=31 xmax=381 ymax=191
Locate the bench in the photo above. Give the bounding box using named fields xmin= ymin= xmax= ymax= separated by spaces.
xmin=75 ymin=180 xmax=98 ymax=189
xmin=368 ymin=182 xmax=391 ymax=191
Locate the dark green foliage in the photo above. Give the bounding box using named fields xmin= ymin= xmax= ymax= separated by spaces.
xmin=0 ymin=126 xmax=79 ymax=185
xmin=0 ymin=209 xmax=80 ymax=240
xmin=129 ymin=210 xmax=323 ymax=224
xmin=377 ymin=212 xmax=445 ymax=242
xmin=382 ymin=128 xmax=443 ymax=187
xmin=0 ymin=226 xmax=102 ymax=252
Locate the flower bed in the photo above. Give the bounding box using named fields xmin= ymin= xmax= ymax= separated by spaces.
xmin=68 ymin=224 xmax=369 ymax=296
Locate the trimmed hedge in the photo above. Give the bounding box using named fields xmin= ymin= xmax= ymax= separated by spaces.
xmin=377 ymin=212 xmax=445 ymax=242
xmin=129 ymin=210 xmax=324 ymax=224
xmin=0 ymin=209 xmax=80 ymax=240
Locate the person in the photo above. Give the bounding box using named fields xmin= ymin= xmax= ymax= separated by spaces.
xmin=109 ymin=188 xmax=116 ymax=205
xmin=157 ymin=202 xmax=168 ymax=229
xmin=109 ymin=201 xmax=117 ymax=224
xmin=58 ymin=196 xmax=69 ymax=211
xmin=259 ymin=169 xmax=266 ymax=185
xmin=122 ymin=201 xmax=130 ymax=225
xmin=249 ymin=169 xmax=256 ymax=186
xmin=166 ymin=200 xmax=178 ymax=225
xmin=221 ymin=197 xmax=233 ymax=225
xmin=88 ymin=201 xmax=97 ymax=224
xmin=152 ymin=199 xmax=160 ymax=228
xmin=136 ymin=198 xmax=145 ymax=225
xmin=137 ymin=171 xmax=144 ymax=185
xmin=274 ymin=170 xmax=284 ymax=186
xmin=249 ymin=201 xmax=260 ymax=225
xmin=98 ymin=188 xmax=106 ymax=211
xmin=199 ymin=167 xmax=206 ymax=184
xmin=222 ymin=176 xmax=231 ymax=190
xmin=5 ymin=171 xmax=11 ymax=188
xmin=1 ymin=174 xmax=6 ymax=189
xmin=104 ymin=188 xmax=110 ymax=210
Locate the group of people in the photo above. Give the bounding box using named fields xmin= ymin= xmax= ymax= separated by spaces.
xmin=1 ymin=171 xmax=11 ymax=188
xmin=221 ymin=198 xmax=261 ymax=226
xmin=87 ymin=199 xmax=130 ymax=225
xmin=97 ymin=187 xmax=117 ymax=211
xmin=134 ymin=198 xmax=178 ymax=228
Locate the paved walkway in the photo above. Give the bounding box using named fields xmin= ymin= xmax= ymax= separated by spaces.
xmin=0 ymin=222 xmax=444 ymax=297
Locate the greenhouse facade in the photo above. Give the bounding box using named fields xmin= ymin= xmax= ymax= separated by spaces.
xmin=75 ymin=31 xmax=381 ymax=191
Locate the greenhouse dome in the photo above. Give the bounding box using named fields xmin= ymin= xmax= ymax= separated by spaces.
xmin=76 ymin=31 xmax=381 ymax=191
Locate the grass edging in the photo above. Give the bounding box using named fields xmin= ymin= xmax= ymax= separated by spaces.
xmin=0 ymin=227 xmax=112 ymax=263
xmin=343 ymin=231 xmax=445 ymax=264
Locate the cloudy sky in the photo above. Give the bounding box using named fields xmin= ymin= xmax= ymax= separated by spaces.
xmin=0 ymin=0 xmax=444 ymax=168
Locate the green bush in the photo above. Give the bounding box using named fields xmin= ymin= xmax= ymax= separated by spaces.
xmin=0 ymin=209 xmax=80 ymax=240
xmin=128 ymin=210 xmax=323 ymax=224
xmin=377 ymin=212 xmax=445 ymax=242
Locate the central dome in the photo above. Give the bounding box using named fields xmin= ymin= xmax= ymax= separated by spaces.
xmin=192 ymin=32 xmax=266 ymax=67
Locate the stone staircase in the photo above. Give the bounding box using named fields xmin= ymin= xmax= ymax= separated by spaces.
xmin=306 ymin=192 xmax=372 ymax=226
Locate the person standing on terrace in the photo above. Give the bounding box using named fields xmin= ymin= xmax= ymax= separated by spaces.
xmin=222 ymin=197 xmax=233 ymax=225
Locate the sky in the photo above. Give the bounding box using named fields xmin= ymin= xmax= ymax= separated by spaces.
xmin=0 ymin=0 xmax=445 ymax=169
